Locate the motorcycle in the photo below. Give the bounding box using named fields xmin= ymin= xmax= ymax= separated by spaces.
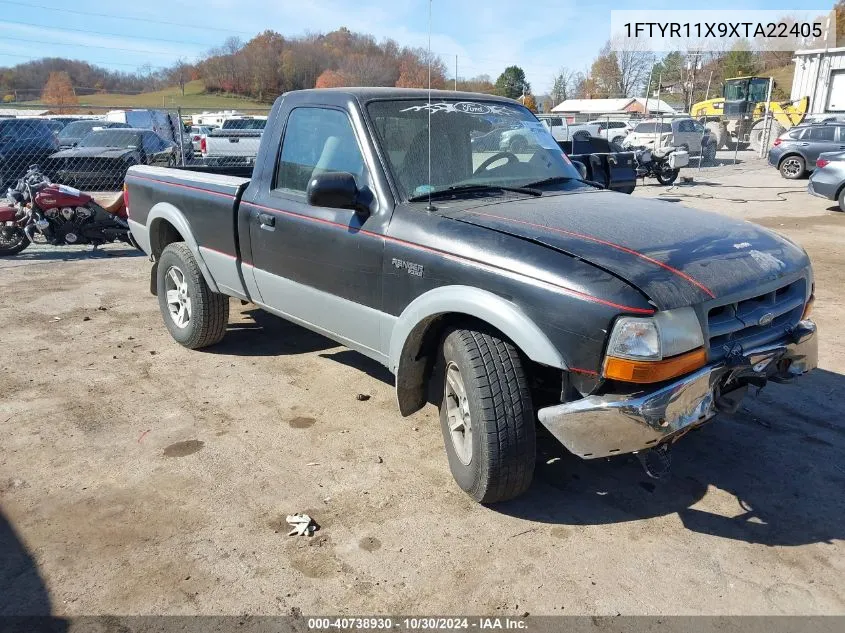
xmin=630 ymin=146 xmax=689 ymax=186
xmin=0 ymin=165 xmax=136 ymax=257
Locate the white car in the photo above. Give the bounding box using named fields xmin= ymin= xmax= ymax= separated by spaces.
xmin=623 ymin=118 xmax=716 ymax=159
xmin=189 ymin=125 xmax=215 ymax=152
xmin=587 ymin=119 xmax=634 ymax=145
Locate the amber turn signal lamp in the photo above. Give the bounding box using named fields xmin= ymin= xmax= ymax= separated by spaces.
xmin=604 ymin=348 xmax=707 ymax=384
xmin=802 ymin=294 xmax=814 ymax=319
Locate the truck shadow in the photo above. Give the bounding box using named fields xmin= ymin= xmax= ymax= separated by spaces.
xmin=204 ymin=308 xmax=340 ymax=357
xmin=498 ymin=368 xmax=845 ymax=547
xmin=1 ymin=247 xmax=144 ymax=263
xmin=0 ymin=507 xmax=67 ymax=628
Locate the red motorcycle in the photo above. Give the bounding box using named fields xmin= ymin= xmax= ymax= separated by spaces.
xmin=0 ymin=164 xmax=136 ymax=256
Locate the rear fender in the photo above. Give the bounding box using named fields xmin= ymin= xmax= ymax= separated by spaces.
xmin=0 ymin=205 xmax=17 ymax=223
xmin=147 ymin=201 xmax=220 ymax=293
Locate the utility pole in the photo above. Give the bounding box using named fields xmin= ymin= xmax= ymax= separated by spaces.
xmin=455 ymin=55 xmax=458 ymax=91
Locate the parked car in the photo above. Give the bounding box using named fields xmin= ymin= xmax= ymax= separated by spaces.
xmin=57 ymin=120 xmax=129 ymax=150
xmin=0 ymin=118 xmax=59 ymax=188
xmin=807 ymin=150 xmax=845 ymax=209
xmin=201 ymin=116 xmax=266 ymax=166
xmin=623 ymin=117 xmax=716 ymax=161
xmin=50 ymin=128 xmax=177 ymax=190
xmin=105 ymin=109 xmax=192 ymax=162
xmin=768 ymin=122 xmax=845 ymax=179
xmin=125 ymin=88 xmax=817 ymax=504
xmin=499 ymin=116 xmax=592 ymax=152
xmin=587 ymin=119 xmax=634 ymax=144
xmin=189 ymin=125 xmax=215 ymax=152
xmin=537 ymin=115 xmax=596 ymax=141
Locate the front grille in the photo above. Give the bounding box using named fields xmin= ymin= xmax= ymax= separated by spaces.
xmin=707 ymin=279 xmax=806 ymax=361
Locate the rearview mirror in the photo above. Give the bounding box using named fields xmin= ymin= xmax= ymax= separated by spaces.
xmin=306 ymin=171 xmax=370 ymax=216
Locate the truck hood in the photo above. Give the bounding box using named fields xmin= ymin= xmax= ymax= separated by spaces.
xmin=435 ymin=189 xmax=809 ymax=309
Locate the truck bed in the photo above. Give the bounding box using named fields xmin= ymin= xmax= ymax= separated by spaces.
xmin=125 ymin=165 xmax=250 ymax=296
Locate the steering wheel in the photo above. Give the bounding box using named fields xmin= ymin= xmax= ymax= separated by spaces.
xmin=474 ymin=151 xmax=519 ymax=175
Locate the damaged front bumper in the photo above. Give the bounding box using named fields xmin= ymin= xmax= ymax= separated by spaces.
xmin=538 ymin=320 xmax=818 ymax=459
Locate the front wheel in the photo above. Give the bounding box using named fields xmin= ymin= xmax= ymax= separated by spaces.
xmin=655 ymin=166 xmax=680 ymax=185
xmin=156 ymin=242 xmax=229 ymax=349
xmin=437 ymin=327 xmax=535 ymax=504
xmin=0 ymin=226 xmax=30 ymax=256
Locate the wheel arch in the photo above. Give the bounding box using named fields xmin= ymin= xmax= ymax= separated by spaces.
xmin=147 ymin=202 xmax=219 ymax=294
xmin=777 ymin=151 xmax=806 ymax=168
xmin=389 ymin=286 xmax=568 ymax=416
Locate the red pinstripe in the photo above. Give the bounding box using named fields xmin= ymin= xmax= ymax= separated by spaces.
xmin=127 ymin=174 xmax=237 ymax=200
xmin=465 ymin=210 xmax=717 ymax=299
xmin=128 ymin=174 xmax=654 ymax=314
xmin=241 ymin=201 xmax=654 ymax=315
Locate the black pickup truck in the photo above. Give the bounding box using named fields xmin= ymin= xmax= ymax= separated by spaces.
xmin=126 ymin=88 xmax=817 ymax=504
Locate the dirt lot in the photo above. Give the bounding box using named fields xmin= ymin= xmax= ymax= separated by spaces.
xmin=2 ymin=151 xmax=844 ymax=616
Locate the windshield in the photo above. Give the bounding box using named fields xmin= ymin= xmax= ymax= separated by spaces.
xmin=633 ymin=122 xmax=672 ymax=134
xmin=78 ymin=130 xmax=142 ymax=148
xmin=58 ymin=120 xmax=102 ymax=139
xmin=724 ymin=80 xmax=749 ymax=101
xmin=367 ymin=99 xmax=582 ymax=200
xmin=222 ymin=119 xmax=266 ymax=130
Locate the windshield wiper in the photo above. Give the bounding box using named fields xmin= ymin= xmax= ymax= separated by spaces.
xmin=521 ymin=176 xmax=584 ymax=187
xmin=407 ymin=183 xmax=541 ymax=202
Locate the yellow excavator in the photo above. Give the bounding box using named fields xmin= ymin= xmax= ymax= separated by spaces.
xmin=691 ymin=76 xmax=809 ymax=151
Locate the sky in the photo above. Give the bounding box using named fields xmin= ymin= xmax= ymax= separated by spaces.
xmin=0 ymin=0 xmax=832 ymax=95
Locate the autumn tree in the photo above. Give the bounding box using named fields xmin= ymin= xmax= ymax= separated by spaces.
xmin=457 ymin=74 xmax=496 ymax=94
xmin=41 ymin=71 xmax=77 ymax=112
xmin=315 ymin=69 xmax=349 ymax=88
xmin=494 ymin=66 xmax=529 ymax=99
xmin=522 ymin=93 xmax=538 ymax=112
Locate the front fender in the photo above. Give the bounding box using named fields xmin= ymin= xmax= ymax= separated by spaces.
xmin=388 ymin=286 xmax=568 ymax=416
xmin=147 ymin=201 xmax=220 ymax=293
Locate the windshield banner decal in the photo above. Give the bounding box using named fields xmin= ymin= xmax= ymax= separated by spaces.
xmin=400 ymin=102 xmax=518 ymax=116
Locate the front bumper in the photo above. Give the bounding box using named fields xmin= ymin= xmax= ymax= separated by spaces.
xmin=538 ymin=320 xmax=817 ymax=459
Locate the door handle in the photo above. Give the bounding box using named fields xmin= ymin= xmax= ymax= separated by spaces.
xmin=799 ymin=143 xmax=809 ymax=146
xmin=258 ymin=212 xmax=275 ymax=229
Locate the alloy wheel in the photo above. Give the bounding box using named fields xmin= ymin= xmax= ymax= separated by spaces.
xmin=164 ymin=265 xmax=192 ymax=328
xmin=444 ymin=361 xmax=473 ymax=465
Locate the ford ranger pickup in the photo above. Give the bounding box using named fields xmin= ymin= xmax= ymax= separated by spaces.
xmin=125 ymin=88 xmax=818 ymax=504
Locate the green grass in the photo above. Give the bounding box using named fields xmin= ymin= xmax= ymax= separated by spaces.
xmin=22 ymin=80 xmax=270 ymax=112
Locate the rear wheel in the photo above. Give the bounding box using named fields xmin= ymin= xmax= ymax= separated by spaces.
xmin=157 ymin=242 xmax=229 ymax=349
xmin=0 ymin=226 xmax=30 ymax=256
xmin=837 ymin=187 xmax=845 ymax=212
xmin=437 ymin=327 xmax=535 ymax=504
xmin=779 ymin=155 xmax=806 ymax=179
xmin=655 ymin=166 xmax=680 ymax=185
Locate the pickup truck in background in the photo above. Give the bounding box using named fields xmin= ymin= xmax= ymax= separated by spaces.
xmin=126 ymin=88 xmax=817 ymax=504
xmin=200 ymin=116 xmax=267 ymax=167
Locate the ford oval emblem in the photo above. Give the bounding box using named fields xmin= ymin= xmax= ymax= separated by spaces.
xmin=758 ymin=312 xmax=775 ymax=326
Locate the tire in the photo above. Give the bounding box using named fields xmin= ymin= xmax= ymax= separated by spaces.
xmin=655 ymin=166 xmax=680 ymax=185
xmin=705 ymin=122 xmax=729 ymax=150
xmin=837 ymin=187 xmax=845 ymax=212
xmin=779 ymin=155 xmax=806 ymax=180
xmin=156 ymin=242 xmax=229 ymax=349
xmin=572 ymin=130 xmax=591 ymax=141
xmin=0 ymin=227 xmax=30 ymax=256
xmin=437 ymin=327 xmax=535 ymax=504
xmin=611 ymin=136 xmax=625 ymax=145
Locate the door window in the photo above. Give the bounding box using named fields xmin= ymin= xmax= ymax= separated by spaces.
xmin=807 ymin=126 xmax=836 ymax=141
xmin=275 ymin=108 xmax=366 ymax=194
xmin=677 ymin=119 xmax=695 ymax=133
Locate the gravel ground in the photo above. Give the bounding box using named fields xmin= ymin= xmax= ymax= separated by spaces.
xmin=1 ymin=151 xmax=844 ymax=617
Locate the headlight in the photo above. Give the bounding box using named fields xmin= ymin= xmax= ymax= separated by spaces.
xmin=604 ymin=307 xmax=706 ymax=383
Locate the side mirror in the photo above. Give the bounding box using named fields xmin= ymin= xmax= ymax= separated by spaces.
xmin=571 ymin=160 xmax=588 ymax=180
xmin=306 ymin=171 xmax=370 ymax=216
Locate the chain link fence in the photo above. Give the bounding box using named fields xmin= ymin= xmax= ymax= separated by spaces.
xmin=1 ymin=101 xmax=786 ymax=195
xmin=0 ymin=104 xmax=271 ymax=193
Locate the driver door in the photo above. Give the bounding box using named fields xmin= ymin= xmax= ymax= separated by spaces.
xmin=247 ymin=106 xmax=386 ymax=356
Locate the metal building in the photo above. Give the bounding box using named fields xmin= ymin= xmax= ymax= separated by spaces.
xmin=792 ymin=47 xmax=845 ymax=114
